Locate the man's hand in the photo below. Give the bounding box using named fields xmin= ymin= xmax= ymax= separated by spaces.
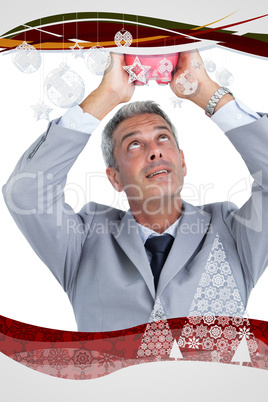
xmin=80 ymin=53 xmax=135 ymax=120
xmin=170 ymin=49 xmax=233 ymax=112
xmin=99 ymin=53 xmax=135 ymax=105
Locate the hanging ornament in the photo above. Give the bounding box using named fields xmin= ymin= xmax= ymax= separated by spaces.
xmin=157 ymin=58 xmax=173 ymax=76
xmin=215 ymin=68 xmax=234 ymax=87
xmin=86 ymin=45 xmax=111 ymax=75
xmin=69 ymin=42 xmax=85 ymax=59
xmin=31 ymin=101 xmax=53 ymax=121
xmin=12 ymin=41 xmax=41 ymax=74
xmin=170 ymin=97 xmax=183 ymax=108
xmin=114 ymin=28 xmax=133 ymax=47
xmin=190 ymin=59 xmax=202 ymax=69
xmin=123 ymin=56 xmax=151 ymax=84
xmin=44 ymin=63 xmax=85 ymax=108
xmin=204 ymin=59 xmax=216 ymax=73
xmin=175 ymin=70 xmax=199 ymax=96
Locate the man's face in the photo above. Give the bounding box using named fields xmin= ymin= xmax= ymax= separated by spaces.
xmin=106 ymin=113 xmax=187 ymax=213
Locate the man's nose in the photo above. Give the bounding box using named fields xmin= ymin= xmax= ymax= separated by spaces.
xmin=148 ymin=143 xmax=163 ymax=161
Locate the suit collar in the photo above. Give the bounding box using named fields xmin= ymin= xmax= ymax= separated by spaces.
xmin=111 ymin=210 xmax=156 ymax=299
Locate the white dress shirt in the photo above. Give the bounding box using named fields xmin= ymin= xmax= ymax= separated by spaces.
xmin=58 ymin=98 xmax=260 ymax=134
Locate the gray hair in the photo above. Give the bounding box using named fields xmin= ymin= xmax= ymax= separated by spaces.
xmin=101 ymin=100 xmax=179 ymax=169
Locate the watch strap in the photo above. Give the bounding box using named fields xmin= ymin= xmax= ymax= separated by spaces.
xmin=205 ymin=87 xmax=233 ymax=117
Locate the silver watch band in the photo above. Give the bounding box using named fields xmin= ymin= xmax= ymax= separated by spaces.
xmin=205 ymin=87 xmax=233 ymax=117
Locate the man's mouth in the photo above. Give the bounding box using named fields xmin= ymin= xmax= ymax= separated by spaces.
xmin=146 ymin=169 xmax=170 ymax=178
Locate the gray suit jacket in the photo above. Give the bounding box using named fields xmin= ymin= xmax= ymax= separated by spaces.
xmin=3 ymin=115 xmax=268 ymax=332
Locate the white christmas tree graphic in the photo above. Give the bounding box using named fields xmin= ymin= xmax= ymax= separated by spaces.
xmin=169 ymin=340 xmax=183 ymax=361
xmin=231 ymin=335 xmax=252 ymax=366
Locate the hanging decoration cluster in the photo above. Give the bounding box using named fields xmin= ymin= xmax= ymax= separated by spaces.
xmin=10 ymin=17 xmax=235 ymax=120
xmin=204 ymin=59 xmax=234 ymax=86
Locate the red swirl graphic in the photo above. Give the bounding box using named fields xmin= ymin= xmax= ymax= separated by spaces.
xmin=1 ymin=315 xmax=268 ymax=380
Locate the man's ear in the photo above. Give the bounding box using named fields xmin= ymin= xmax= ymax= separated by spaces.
xmin=106 ymin=167 xmax=124 ymax=192
xmin=179 ymin=149 xmax=187 ymax=177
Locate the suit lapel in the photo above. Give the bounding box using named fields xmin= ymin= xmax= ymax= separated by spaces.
xmin=157 ymin=201 xmax=212 ymax=296
xmin=111 ymin=210 xmax=156 ymax=299
xmin=110 ymin=202 xmax=211 ymax=301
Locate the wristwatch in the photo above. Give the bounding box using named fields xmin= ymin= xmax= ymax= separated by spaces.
xmin=205 ymin=86 xmax=233 ymax=117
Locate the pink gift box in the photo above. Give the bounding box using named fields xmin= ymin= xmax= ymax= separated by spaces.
xmin=124 ymin=53 xmax=179 ymax=85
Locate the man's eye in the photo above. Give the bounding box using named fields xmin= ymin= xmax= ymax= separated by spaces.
xmin=159 ymin=135 xmax=169 ymax=142
xmin=129 ymin=141 xmax=141 ymax=149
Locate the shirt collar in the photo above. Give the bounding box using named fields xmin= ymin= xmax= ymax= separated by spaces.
xmin=137 ymin=216 xmax=181 ymax=244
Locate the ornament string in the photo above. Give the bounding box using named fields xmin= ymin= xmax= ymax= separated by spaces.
xmin=39 ymin=18 xmax=42 ymax=51
xmin=136 ymin=15 xmax=138 ymax=48
xmin=96 ymin=12 xmax=99 ymax=46
xmin=76 ymin=12 xmax=78 ymax=41
xmin=39 ymin=18 xmax=43 ymax=102
xmin=62 ymin=15 xmax=66 ymax=64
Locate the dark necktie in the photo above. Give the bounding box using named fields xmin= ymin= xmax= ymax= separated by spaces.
xmin=145 ymin=234 xmax=174 ymax=289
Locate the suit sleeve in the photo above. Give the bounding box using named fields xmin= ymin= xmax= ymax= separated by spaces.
xmin=223 ymin=114 xmax=268 ymax=288
xmin=2 ymin=120 xmax=97 ymax=292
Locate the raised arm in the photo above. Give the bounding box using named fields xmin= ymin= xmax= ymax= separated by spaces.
xmin=170 ymin=49 xmax=268 ymax=289
xmin=170 ymin=49 xmax=234 ymax=112
xmin=80 ymin=53 xmax=135 ymax=119
xmin=2 ymin=53 xmax=134 ymax=293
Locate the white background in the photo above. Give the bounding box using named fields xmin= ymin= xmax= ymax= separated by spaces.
xmin=0 ymin=1 xmax=268 ymax=399
xmin=1 ymin=38 xmax=268 ymax=331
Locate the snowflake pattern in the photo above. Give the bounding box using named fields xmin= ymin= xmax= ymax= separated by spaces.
xmin=48 ymin=348 xmax=70 ymax=370
xmin=223 ymin=325 xmax=237 ymax=340
xmin=209 ymin=326 xmax=222 ymax=339
xmin=137 ymin=298 xmax=174 ymax=359
xmin=238 ymin=327 xmax=252 ymax=340
xmin=178 ymin=234 xmax=259 ymax=363
xmin=0 ymin=311 xmax=266 ymax=378
xmin=0 ymin=228 xmax=266 ymax=378
xmin=189 ymin=234 xmax=246 ymax=318
xmin=187 ymin=337 xmax=201 ymax=349
xmin=149 ymin=297 xmax=167 ymax=322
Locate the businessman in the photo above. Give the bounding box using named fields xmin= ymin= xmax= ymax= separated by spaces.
xmin=3 ymin=50 xmax=268 ymax=332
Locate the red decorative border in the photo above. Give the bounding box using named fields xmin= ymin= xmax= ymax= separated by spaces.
xmin=1 ymin=315 xmax=268 ymax=380
xmin=1 ymin=12 xmax=268 ymax=57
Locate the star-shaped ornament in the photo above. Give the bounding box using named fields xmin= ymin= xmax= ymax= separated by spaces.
xmin=123 ymin=56 xmax=151 ymax=84
xmin=69 ymin=42 xmax=85 ymax=59
xmin=31 ymin=101 xmax=53 ymax=121
xmin=190 ymin=59 xmax=202 ymax=69
xmin=170 ymin=97 xmax=183 ymax=108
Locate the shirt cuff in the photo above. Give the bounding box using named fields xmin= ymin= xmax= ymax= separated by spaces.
xmin=57 ymin=105 xmax=101 ymax=134
xmin=211 ymin=99 xmax=260 ymax=133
